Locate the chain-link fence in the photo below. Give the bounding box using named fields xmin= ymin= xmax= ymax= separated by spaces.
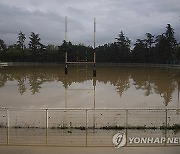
xmin=0 ymin=108 xmax=179 ymax=146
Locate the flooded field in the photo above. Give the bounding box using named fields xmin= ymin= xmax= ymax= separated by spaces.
xmin=0 ymin=64 xmax=180 ymax=109
xmin=0 ymin=128 xmax=179 ymax=147
xmin=0 ymin=108 xmax=180 ymax=147
xmin=0 ymin=64 xmax=180 ymax=149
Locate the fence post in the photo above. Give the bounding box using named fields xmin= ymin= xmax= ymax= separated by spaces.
xmin=126 ymin=109 xmax=128 ymax=146
xmin=6 ymin=109 xmax=9 ymax=145
xmin=165 ymin=109 xmax=168 ymax=128
xmin=126 ymin=109 xmax=128 ymax=129
xmin=46 ymin=109 xmax=48 ymax=146
xmin=46 ymin=109 xmax=48 ymax=129
xmin=6 ymin=109 xmax=9 ymax=128
xmin=86 ymin=109 xmax=88 ymax=147
xmin=165 ymin=109 xmax=168 ymax=146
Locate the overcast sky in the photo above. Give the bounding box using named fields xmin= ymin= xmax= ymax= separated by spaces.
xmin=0 ymin=0 xmax=180 ymax=47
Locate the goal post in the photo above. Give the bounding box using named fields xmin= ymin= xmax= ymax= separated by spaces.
xmin=64 ymin=17 xmax=96 ymax=77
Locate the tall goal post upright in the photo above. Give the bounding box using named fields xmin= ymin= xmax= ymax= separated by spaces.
xmin=65 ymin=16 xmax=68 ymax=75
xmin=93 ymin=17 xmax=96 ymax=77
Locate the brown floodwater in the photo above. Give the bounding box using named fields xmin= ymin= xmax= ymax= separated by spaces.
xmin=0 ymin=64 xmax=180 ymax=109
xmin=0 ymin=64 xmax=180 ymax=152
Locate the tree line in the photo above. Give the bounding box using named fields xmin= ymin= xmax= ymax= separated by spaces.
xmin=0 ymin=24 xmax=180 ymax=63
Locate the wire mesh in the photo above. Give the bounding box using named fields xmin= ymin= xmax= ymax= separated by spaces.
xmin=167 ymin=109 xmax=180 ymax=126
xmin=47 ymin=109 xmax=87 ymax=146
xmin=127 ymin=109 xmax=166 ymax=128
xmin=7 ymin=109 xmax=46 ymax=145
xmin=0 ymin=109 xmax=7 ymax=144
xmin=8 ymin=109 xmax=46 ymax=128
xmin=0 ymin=108 xmax=179 ymax=147
xmin=87 ymin=109 xmax=126 ymax=128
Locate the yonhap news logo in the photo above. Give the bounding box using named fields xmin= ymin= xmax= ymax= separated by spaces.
xmin=112 ymin=132 xmax=126 ymax=148
xmin=112 ymin=132 xmax=180 ymax=148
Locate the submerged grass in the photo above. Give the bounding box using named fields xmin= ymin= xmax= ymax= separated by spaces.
xmin=100 ymin=124 xmax=180 ymax=130
xmin=160 ymin=124 xmax=180 ymax=130
xmin=48 ymin=124 xmax=180 ymax=130
xmin=0 ymin=124 xmax=179 ymax=130
xmin=50 ymin=126 xmax=86 ymax=130
xmin=99 ymin=126 xmax=124 ymax=130
xmin=99 ymin=126 xmax=158 ymax=130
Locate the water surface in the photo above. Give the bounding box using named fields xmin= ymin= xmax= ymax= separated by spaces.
xmin=0 ymin=64 xmax=180 ymax=109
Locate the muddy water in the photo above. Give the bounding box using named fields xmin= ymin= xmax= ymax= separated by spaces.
xmin=0 ymin=128 xmax=179 ymax=147
xmin=0 ymin=64 xmax=180 ymax=151
xmin=0 ymin=64 xmax=180 ymax=109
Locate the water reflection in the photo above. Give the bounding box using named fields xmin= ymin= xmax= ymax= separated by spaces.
xmin=0 ymin=65 xmax=180 ymax=108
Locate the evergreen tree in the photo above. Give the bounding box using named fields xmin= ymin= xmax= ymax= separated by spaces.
xmin=132 ymin=39 xmax=147 ymax=63
xmin=145 ymin=33 xmax=155 ymax=62
xmin=155 ymin=24 xmax=177 ymax=63
xmin=115 ymin=31 xmax=131 ymax=62
xmin=165 ymin=24 xmax=177 ymax=60
xmin=175 ymin=45 xmax=180 ymax=63
xmin=29 ymin=32 xmax=42 ymax=53
xmin=0 ymin=39 xmax=7 ymax=61
xmin=29 ymin=32 xmax=43 ymax=61
xmin=155 ymin=34 xmax=167 ymax=63
xmin=145 ymin=33 xmax=155 ymax=49
xmin=17 ymin=31 xmax=26 ymax=50
xmin=0 ymin=39 xmax=6 ymax=52
xmin=115 ymin=31 xmax=131 ymax=48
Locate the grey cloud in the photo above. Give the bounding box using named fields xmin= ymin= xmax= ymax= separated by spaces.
xmin=0 ymin=0 xmax=180 ymax=47
xmin=0 ymin=4 xmax=65 ymax=45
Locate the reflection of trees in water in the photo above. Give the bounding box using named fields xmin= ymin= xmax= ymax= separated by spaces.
xmin=153 ymin=79 xmax=176 ymax=106
xmin=18 ymin=78 xmax=26 ymax=95
xmin=152 ymin=70 xmax=176 ymax=106
xmin=0 ymin=73 xmax=7 ymax=87
xmin=115 ymin=78 xmax=130 ymax=97
xmin=132 ymin=68 xmax=177 ymax=106
xmin=0 ymin=66 xmax=180 ymax=106
xmin=0 ymin=66 xmax=59 ymax=94
xmin=132 ymin=73 xmax=153 ymax=96
xmin=0 ymin=69 xmax=14 ymax=87
xmin=11 ymin=69 xmax=27 ymax=95
xmin=29 ymin=76 xmax=42 ymax=94
xmin=93 ymin=67 xmax=131 ymax=97
xmin=28 ymin=68 xmax=57 ymax=94
xmin=114 ymin=70 xmax=130 ymax=97
xmin=174 ymin=72 xmax=180 ymax=91
xmin=173 ymin=72 xmax=180 ymax=109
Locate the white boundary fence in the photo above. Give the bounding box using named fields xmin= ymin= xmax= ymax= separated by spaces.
xmin=0 ymin=108 xmax=180 ymax=147
xmin=1 ymin=62 xmax=180 ymax=68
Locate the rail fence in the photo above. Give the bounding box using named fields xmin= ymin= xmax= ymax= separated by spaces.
xmin=1 ymin=62 xmax=180 ymax=68
xmin=0 ymin=108 xmax=180 ymax=146
xmin=97 ymin=63 xmax=180 ymax=68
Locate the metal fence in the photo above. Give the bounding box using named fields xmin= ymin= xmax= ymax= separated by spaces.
xmin=0 ymin=108 xmax=180 ymax=147
xmin=2 ymin=62 xmax=180 ymax=68
xmin=97 ymin=63 xmax=180 ymax=68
